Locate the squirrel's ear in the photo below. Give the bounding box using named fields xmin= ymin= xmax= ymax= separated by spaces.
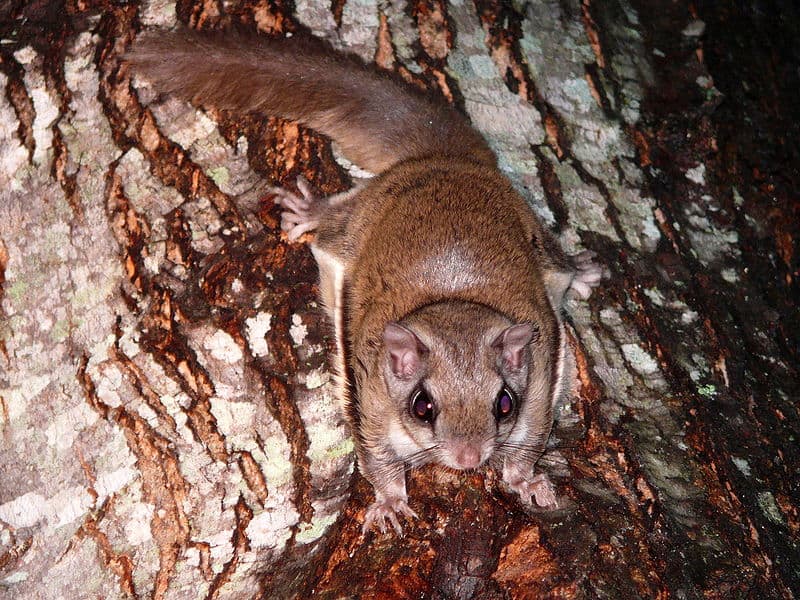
xmin=492 ymin=323 xmax=538 ymax=371
xmin=383 ymin=323 xmax=428 ymax=379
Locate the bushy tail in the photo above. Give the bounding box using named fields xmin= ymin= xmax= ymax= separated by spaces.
xmin=126 ymin=29 xmax=495 ymax=173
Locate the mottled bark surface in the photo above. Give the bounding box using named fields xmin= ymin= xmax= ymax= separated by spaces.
xmin=0 ymin=0 xmax=797 ymax=598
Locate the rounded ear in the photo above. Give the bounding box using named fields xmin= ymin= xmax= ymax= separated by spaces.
xmin=383 ymin=323 xmax=428 ymax=379
xmin=492 ymin=323 xmax=538 ymax=371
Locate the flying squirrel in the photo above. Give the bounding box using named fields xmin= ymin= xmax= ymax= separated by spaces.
xmin=127 ymin=27 xmax=604 ymax=535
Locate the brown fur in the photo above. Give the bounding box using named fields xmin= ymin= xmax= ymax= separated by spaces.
xmin=127 ymin=28 xmax=602 ymax=533
xmin=127 ymin=29 xmax=495 ymax=173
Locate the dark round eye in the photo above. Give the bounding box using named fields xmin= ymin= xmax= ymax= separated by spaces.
xmin=495 ymin=386 xmax=515 ymax=419
xmin=410 ymin=389 xmax=435 ymax=423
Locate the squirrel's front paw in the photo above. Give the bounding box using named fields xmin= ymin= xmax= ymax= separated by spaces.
xmin=270 ymin=176 xmax=321 ymax=241
xmin=568 ymin=250 xmax=604 ymax=300
xmin=363 ymin=496 xmax=418 ymax=536
xmin=569 ymin=250 xmax=606 ymax=300
xmin=505 ymin=471 xmax=558 ymax=509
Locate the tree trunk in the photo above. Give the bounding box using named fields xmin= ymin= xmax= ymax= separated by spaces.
xmin=0 ymin=0 xmax=797 ymax=598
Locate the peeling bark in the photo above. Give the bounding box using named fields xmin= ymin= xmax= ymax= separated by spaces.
xmin=0 ymin=0 xmax=797 ymax=598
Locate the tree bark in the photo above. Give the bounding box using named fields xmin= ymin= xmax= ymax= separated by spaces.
xmin=0 ymin=0 xmax=797 ymax=598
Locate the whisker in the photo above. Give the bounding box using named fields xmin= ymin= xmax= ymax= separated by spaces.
xmin=493 ymin=441 xmax=548 ymax=463
xmin=404 ymin=445 xmax=441 ymax=469
xmin=364 ymin=445 xmax=442 ymax=483
xmin=496 ymin=441 xmax=548 ymax=452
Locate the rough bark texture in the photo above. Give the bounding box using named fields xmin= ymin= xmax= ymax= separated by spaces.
xmin=0 ymin=0 xmax=797 ymax=598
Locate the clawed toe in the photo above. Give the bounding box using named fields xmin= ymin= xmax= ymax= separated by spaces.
xmin=363 ymin=498 xmax=418 ymax=536
xmin=506 ymin=471 xmax=559 ymax=510
xmin=281 ymin=219 xmax=317 ymax=240
xmin=270 ymin=177 xmax=323 ymax=241
xmin=570 ymin=279 xmax=594 ymax=299
xmin=528 ymin=473 xmax=558 ymax=508
xmin=572 ymin=250 xmax=597 ymax=266
xmin=275 ymin=192 xmax=310 ymax=213
xmin=568 ymin=251 xmax=604 ymax=299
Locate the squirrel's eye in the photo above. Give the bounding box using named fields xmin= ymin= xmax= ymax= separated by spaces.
xmin=410 ymin=389 xmax=435 ymax=423
xmin=495 ymin=386 xmax=515 ymax=419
